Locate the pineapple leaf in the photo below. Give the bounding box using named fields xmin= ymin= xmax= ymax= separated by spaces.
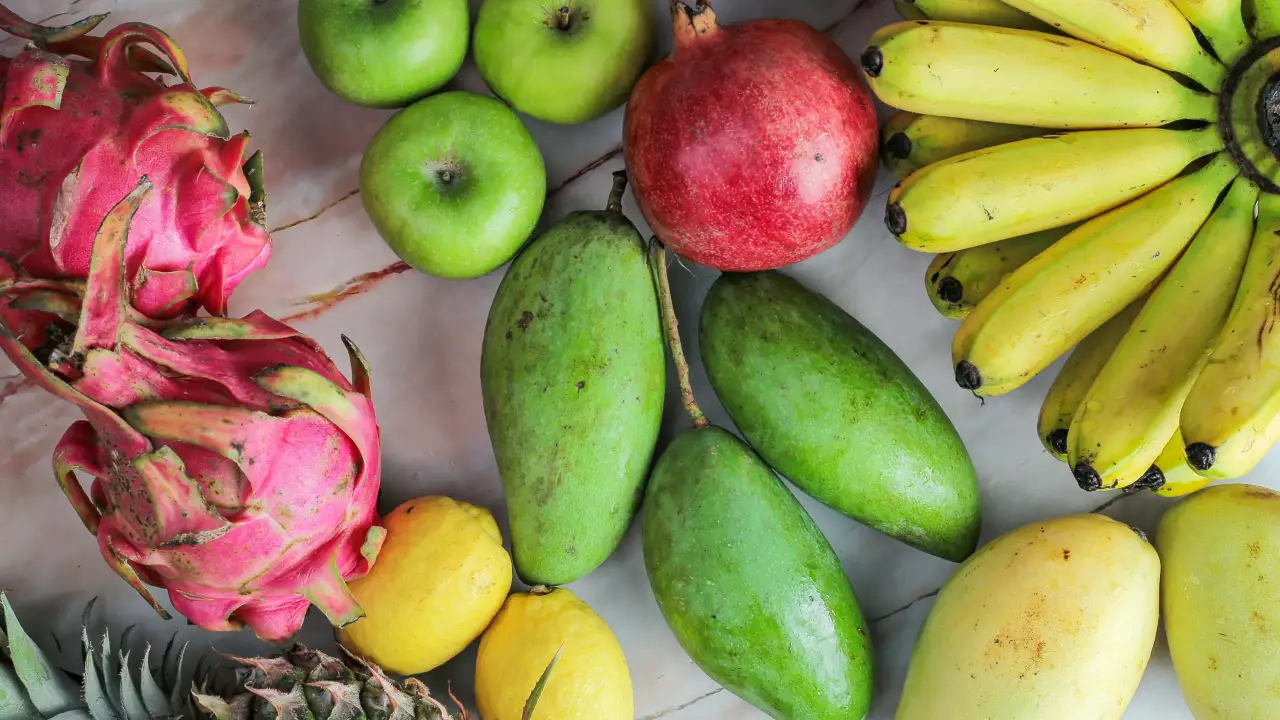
xmin=159 ymin=635 xmax=177 ymax=692
xmin=116 ymin=650 xmax=149 ymax=720
xmin=191 ymin=693 xmax=234 ymax=720
xmin=305 ymin=681 xmax=362 ymax=720
xmin=45 ymin=711 xmax=94 ymax=720
xmin=0 ymin=663 xmax=41 ymax=720
xmin=166 ymin=641 xmax=189 ymax=711
xmin=403 ymin=678 xmax=452 ymax=720
xmin=0 ymin=595 xmax=81 ymax=717
xmin=137 ymin=645 xmax=173 ymax=717
xmin=99 ymin=631 xmax=124 ymax=718
xmin=223 ymin=655 xmax=299 ymax=687
xmin=521 ymin=646 xmax=562 ymax=720
xmin=117 ymin=628 xmax=135 ymax=657
xmin=80 ymin=631 xmax=113 ymax=720
xmin=78 ymin=600 xmax=97 ymax=654
xmin=247 ymin=685 xmax=315 ymax=720
xmin=191 ymin=656 xmax=212 ymax=698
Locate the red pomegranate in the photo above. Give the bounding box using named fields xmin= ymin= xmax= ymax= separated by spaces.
xmin=624 ymin=0 xmax=879 ymax=271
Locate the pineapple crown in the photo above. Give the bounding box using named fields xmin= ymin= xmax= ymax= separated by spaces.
xmin=0 ymin=594 xmax=483 ymax=720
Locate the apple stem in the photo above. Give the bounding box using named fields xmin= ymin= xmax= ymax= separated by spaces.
xmin=558 ymin=5 xmax=572 ymax=29
xmin=651 ymin=238 xmax=709 ymax=430
xmin=606 ymin=170 xmax=627 ymax=213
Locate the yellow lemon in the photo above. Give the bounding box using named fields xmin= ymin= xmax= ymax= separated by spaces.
xmin=338 ymin=495 xmax=512 ymax=675
xmin=475 ymin=587 xmax=632 ymax=719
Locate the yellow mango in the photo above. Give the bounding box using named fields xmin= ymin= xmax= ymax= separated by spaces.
xmin=1157 ymin=483 xmax=1280 ymax=719
xmin=896 ymin=514 xmax=1160 ymax=720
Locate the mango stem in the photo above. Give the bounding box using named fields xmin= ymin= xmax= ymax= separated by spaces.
xmin=606 ymin=170 xmax=627 ymax=213
xmin=652 ymin=240 xmax=709 ymax=429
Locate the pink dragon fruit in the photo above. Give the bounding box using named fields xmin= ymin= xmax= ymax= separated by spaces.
xmin=0 ymin=180 xmax=384 ymax=643
xmin=0 ymin=5 xmax=270 ymax=320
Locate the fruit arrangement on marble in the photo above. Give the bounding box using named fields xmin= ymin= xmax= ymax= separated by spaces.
xmin=3 ymin=0 xmax=1280 ymax=719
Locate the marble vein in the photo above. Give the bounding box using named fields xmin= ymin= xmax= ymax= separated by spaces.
xmin=638 ymin=688 xmax=726 ymax=719
xmin=1089 ymin=488 xmax=1141 ymax=515
xmin=552 ymin=144 xmax=624 ymax=194
xmin=871 ymin=588 xmax=940 ymax=624
xmin=282 ymin=262 xmax=413 ymax=324
xmin=820 ymin=1 xmax=865 ymax=32
xmin=269 ymin=188 xmax=361 ymax=234
xmin=0 ymin=377 xmax=31 ymax=406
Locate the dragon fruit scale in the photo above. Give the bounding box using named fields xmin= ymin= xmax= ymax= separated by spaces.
xmin=0 ymin=179 xmax=385 ymax=643
xmin=0 ymin=5 xmax=270 ymax=320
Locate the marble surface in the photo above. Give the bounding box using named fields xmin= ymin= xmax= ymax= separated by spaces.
xmin=0 ymin=0 xmax=1266 ymax=717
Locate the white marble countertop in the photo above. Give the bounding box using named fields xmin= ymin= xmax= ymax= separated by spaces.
xmin=0 ymin=0 xmax=1263 ymax=717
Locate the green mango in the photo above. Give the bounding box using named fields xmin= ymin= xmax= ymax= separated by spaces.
xmin=700 ymin=271 xmax=981 ymax=562
xmin=481 ymin=175 xmax=665 ymax=586
xmin=642 ymin=425 xmax=874 ymax=720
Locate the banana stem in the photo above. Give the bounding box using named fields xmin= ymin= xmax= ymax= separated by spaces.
xmin=652 ymin=240 xmax=709 ymax=429
xmin=606 ymin=170 xmax=627 ymax=213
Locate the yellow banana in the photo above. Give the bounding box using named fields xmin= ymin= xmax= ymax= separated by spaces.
xmin=1140 ymin=430 xmax=1214 ymax=497
xmin=1180 ymin=191 xmax=1280 ymax=480
xmin=1170 ymin=0 xmax=1251 ymax=65
xmin=894 ymin=0 xmax=928 ymax=19
xmin=860 ymin=21 xmax=1218 ymax=129
xmin=887 ymin=126 xmax=1222 ymax=252
xmin=953 ymin=152 xmax=1238 ymax=397
xmin=881 ymin=112 xmax=1047 ymax=181
xmin=926 ymin=227 xmax=1066 ymax=321
xmin=1000 ymin=0 xmax=1225 ymax=91
xmin=892 ymin=0 xmax=1052 ymax=30
xmin=1068 ymin=178 xmax=1259 ymax=491
xmin=1037 ymin=299 xmax=1145 ymax=461
xmin=1249 ymin=0 xmax=1280 ymax=39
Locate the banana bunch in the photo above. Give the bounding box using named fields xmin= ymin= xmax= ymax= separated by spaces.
xmin=865 ymin=0 xmax=1280 ymax=494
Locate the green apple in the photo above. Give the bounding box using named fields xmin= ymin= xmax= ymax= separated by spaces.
xmin=473 ymin=0 xmax=655 ymax=124
xmin=297 ymin=0 xmax=469 ymax=108
xmin=360 ymin=91 xmax=547 ymax=279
